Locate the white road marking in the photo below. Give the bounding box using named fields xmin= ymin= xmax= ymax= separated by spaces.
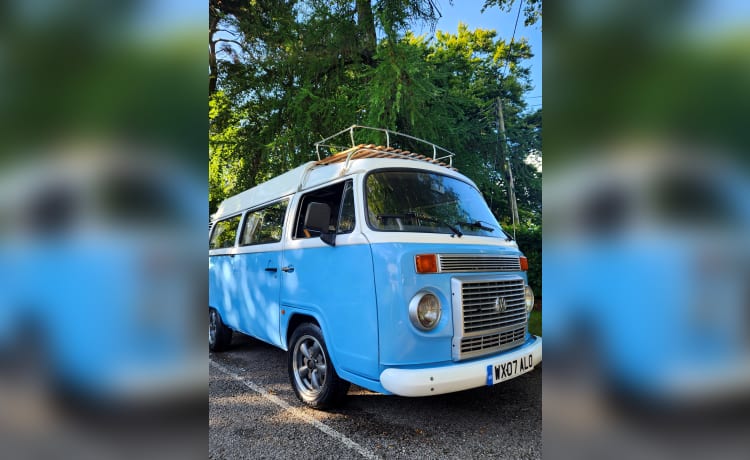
xmin=210 ymin=359 xmax=379 ymax=460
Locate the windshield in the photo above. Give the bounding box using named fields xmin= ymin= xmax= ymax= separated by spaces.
xmin=365 ymin=170 xmax=506 ymax=238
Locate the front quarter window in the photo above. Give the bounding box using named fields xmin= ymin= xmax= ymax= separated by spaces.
xmin=365 ymin=170 xmax=504 ymax=238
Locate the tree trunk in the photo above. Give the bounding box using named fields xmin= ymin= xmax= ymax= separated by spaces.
xmin=356 ymin=0 xmax=377 ymax=64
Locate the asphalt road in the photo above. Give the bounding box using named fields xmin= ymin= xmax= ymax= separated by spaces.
xmin=209 ymin=334 xmax=541 ymax=459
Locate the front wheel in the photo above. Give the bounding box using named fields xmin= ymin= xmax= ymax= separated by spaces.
xmin=288 ymin=323 xmax=350 ymax=409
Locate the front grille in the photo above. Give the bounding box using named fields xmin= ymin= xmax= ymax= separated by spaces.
xmin=439 ymin=254 xmax=520 ymax=273
xmin=462 ymin=279 xmax=527 ymax=332
xmin=461 ymin=328 xmax=526 ymax=354
xmin=451 ymin=276 xmax=527 ymax=360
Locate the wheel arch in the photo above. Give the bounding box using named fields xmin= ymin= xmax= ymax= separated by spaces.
xmin=284 ymin=312 xmax=321 ymax=350
xmin=282 ymin=311 xmax=341 ymax=366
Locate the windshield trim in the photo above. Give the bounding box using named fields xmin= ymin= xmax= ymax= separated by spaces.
xmin=362 ymin=168 xmax=504 ymax=238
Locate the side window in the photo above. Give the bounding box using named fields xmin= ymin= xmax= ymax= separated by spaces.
xmin=294 ymin=180 xmax=355 ymax=238
xmin=209 ymin=214 xmax=241 ymax=249
xmin=240 ymin=200 xmax=288 ymax=246
xmin=338 ymin=182 xmax=356 ymax=234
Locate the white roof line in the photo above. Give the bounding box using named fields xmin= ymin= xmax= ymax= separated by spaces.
xmin=212 ymin=157 xmax=474 ymax=221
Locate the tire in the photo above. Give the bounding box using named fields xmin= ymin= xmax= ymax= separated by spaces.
xmin=288 ymin=323 xmax=350 ymax=409
xmin=209 ymin=308 xmax=232 ymax=352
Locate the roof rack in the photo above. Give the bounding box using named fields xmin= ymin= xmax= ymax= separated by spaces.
xmin=315 ymin=144 xmax=457 ymax=171
xmin=314 ymin=125 xmax=456 ymax=168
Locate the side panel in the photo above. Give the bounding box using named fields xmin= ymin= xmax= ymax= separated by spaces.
xmin=209 ymin=199 xmax=289 ymax=347
xmin=233 ymin=245 xmax=283 ymax=346
xmin=280 ymin=233 xmax=380 ymax=380
xmin=208 ymin=252 xmax=243 ymax=330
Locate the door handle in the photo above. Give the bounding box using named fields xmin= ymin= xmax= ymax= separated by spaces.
xmin=281 ymin=266 xmax=295 ymax=273
xmin=264 ymin=267 xmax=278 ymax=272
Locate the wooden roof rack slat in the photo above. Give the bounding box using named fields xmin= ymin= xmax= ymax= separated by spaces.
xmin=313 ymin=144 xmax=457 ymax=171
xmin=313 ymin=125 xmax=456 ymax=170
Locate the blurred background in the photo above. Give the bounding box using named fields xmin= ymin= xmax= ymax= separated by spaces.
xmin=4 ymin=0 xmax=750 ymax=458
xmin=0 ymin=1 xmax=206 ymax=459
xmin=544 ymin=1 xmax=750 ymax=459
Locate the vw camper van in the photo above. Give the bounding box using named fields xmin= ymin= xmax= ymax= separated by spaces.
xmin=208 ymin=126 xmax=541 ymax=408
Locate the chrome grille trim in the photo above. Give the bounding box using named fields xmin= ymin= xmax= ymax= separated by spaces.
xmin=460 ymin=328 xmax=526 ymax=354
xmin=451 ymin=275 xmax=528 ymax=360
xmin=438 ymin=254 xmax=520 ymax=273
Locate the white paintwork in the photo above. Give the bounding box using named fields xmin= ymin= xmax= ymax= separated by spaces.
xmin=380 ymin=336 xmax=542 ymax=397
xmin=213 ymin=162 xmax=316 ymax=220
xmin=212 ymin=157 xmax=475 ymax=221
xmin=363 ymin=231 xmax=518 ymax=247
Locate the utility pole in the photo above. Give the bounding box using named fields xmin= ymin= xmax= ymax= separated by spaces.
xmin=497 ymin=96 xmax=519 ymax=239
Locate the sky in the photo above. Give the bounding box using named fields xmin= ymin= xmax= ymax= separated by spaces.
xmin=414 ymin=0 xmax=542 ymax=107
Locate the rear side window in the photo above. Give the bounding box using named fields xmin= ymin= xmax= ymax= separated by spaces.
xmin=209 ymin=215 xmax=241 ymax=249
xmin=240 ymin=200 xmax=288 ymax=246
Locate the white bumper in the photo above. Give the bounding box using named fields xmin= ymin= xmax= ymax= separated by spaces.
xmin=380 ymin=336 xmax=542 ymax=397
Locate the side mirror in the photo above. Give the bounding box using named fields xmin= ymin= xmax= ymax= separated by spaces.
xmin=304 ymin=202 xmax=336 ymax=246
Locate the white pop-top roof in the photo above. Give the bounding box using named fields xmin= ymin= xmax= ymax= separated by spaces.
xmin=213 ymin=161 xmax=316 ymax=219
xmin=212 ymin=145 xmax=475 ymax=221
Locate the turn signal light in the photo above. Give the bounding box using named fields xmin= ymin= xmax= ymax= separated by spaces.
xmin=520 ymin=256 xmax=528 ymax=271
xmin=415 ymin=254 xmax=438 ymax=274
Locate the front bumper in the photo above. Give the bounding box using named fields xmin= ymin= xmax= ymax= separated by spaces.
xmin=380 ymin=335 xmax=542 ymax=397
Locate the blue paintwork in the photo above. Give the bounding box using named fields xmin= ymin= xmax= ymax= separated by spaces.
xmin=369 ymin=242 xmax=527 ymax=368
xmin=545 ymin=235 xmax=750 ymax=395
xmin=1 ymin=165 xmax=207 ymax=400
xmin=11 ymin=235 xmax=202 ymax=398
xmin=234 ymin=249 xmax=283 ymax=346
xmin=208 ymin=250 xmax=284 ymax=348
xmin=209 ymin=238 xmax=529 ymax=394
xmin=207 ymin=168 xmax=535 ymax=396
xmin=280 ymin=243 xmax=380 ymax=380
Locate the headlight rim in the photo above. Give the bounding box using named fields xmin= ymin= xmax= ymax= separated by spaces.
xmin=524 ymin=285 xmax=535 ymax=315
xmin=408 ymin=290 xmax=442 ymax=331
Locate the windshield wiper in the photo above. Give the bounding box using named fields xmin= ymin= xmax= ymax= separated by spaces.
xmin=457 ymin=219 xmax=514 ymax=241
xmin=376 ymin=212 xmax=463 ymax=238
xmin=456 ymin=220 xmax=496 ymax=232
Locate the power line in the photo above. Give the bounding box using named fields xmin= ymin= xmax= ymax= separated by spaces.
xmin=499 ymin=0 xmax=525 ymax=80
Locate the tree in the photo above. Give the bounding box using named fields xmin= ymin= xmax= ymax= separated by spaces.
xmin=482 ymin=0 xmax=541 ymax=27
xmin=209 ymin=1 xmax=541 ymax=226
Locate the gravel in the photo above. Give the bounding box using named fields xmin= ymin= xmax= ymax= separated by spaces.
xmin=210 ymin=334 xmax=541 ymax=459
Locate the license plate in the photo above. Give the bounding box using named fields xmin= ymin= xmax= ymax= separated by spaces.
xmin=486 ymin=354 xmax=534 ymax=385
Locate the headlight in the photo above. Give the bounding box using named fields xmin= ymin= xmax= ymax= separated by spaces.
xmin=409 ymin=291 xmax=441 ymax=330
xmin=524 ymin=285 xmax=535 ymax=314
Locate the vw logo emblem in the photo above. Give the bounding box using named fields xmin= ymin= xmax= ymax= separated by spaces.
xmin=494 ymin=297 xmax=507 ymax=314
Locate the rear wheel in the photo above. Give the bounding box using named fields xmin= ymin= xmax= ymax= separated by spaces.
xmin=209 ymin=308 xmax=232 ymax=352
xmin=288 ymin=323 xmax=349 ymax=409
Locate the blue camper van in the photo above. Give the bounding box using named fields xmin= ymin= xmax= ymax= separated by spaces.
xmin=208 ymin=126 xmax=541 ymax=408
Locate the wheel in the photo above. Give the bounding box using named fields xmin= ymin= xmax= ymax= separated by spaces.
xmin=209 ymin=308 xmax=232 ymax=352
xmin=288 ymin=323 xmax=350 ymax=409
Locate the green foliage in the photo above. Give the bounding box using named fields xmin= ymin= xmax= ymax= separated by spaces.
xmin=514 ymin=225 xmax=541 ymax=295
xmin=209 ymin=1 xmax=542 ymax=248
xmin=482 ymin=0 xmax=542 ymax=27
xmin=528 ymin=310 xmax=542 ymax=337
